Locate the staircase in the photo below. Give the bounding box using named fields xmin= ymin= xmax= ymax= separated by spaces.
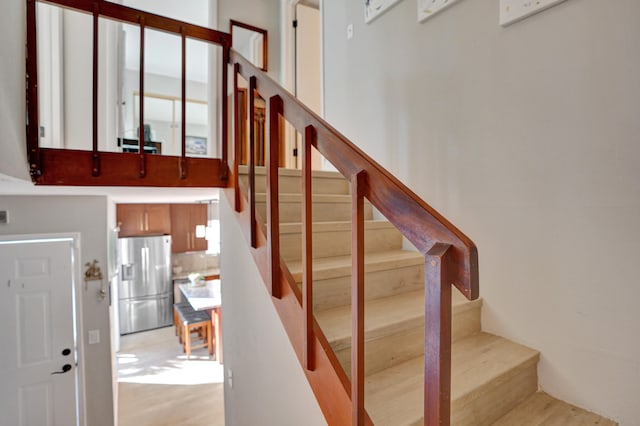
xmin=242 ymin=166 xmax=616 ymax=426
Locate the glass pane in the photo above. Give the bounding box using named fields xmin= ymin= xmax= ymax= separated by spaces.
xmin=98 ymin=17 xmax=122 ymax=153
xmin=37 ymin=6 xmax=92 ymax=150
xmin=185 ymin=38 xmax=218 ymax=159
xmin=36 ymin=2 xmax=64 ymax=149
xmin=117 ymin=23 xmax=140 ymax=151
xmin=142 ymin=28 xmax=182 ymax=156
xmin=231 ymin=23 xmax=266 ymax=70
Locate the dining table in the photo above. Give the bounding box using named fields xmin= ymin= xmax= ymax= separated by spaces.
xmin=179 ymin=279 xmax=222 ymax=363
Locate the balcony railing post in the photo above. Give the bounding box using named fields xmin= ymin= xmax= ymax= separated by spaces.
xmin=302 ymin=125 xmax=316 ymax=370
xmin=138 ymin=15 xmax=146 ymax=178
xmin=424 ymin=242 xmax=454 ymax=426
xmin=351 ymin=170 xmax=367 ymax=426
xmin=180 ymin=27 xmax=187 ymax=179
xmin=267 ymin=95 xmax=283 ymax=299
xmin=91 ymin=1 xmax=101 ymax=177
xmin=26 ymin=0 xmax=41 ymax=177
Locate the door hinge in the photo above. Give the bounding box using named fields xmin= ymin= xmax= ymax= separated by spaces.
xmin=293 ymin=148 xmax=298 ymax=157
xmin=293 ymin=19 xmax=298 ymax=28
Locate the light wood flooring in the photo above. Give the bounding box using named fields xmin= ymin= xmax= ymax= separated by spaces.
xmin=117 ymin=326 xmax=224 ymax=426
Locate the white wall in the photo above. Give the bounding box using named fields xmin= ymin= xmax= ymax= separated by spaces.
xmin=322 ymin=0 xmax=640 ymax=423
xmin=0 ymin=0 xmax=30 ymax=181
xmin=220 ymin=194 xmax=327 ymax=426
xmin=0 ymin=195 xmax=114 ymax=426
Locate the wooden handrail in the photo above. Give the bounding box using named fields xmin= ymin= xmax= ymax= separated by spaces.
xmin=231 ymin=47 xmax=479 ymax=425
xmin=230 ymin=50 xmax=478 ymax=301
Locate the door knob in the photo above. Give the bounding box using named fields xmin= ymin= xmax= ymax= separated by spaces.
xmin=51 ymin=364 xmax=72 ymax=375
xmin=62 ymin=348 xmax=71 ymax=356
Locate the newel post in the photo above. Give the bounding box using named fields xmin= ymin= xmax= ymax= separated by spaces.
xmin=424 ymin=242 xmax=454 ymax=425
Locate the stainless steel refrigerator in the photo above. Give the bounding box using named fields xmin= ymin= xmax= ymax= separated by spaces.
xmin=118 ymin=235 xmax=172 ymax=335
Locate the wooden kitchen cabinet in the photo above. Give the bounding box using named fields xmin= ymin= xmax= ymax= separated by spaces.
xmin=117 ymin=204 xmax=171 ymax=237
xmin=170 ymin=204 xmax=208 ymax=253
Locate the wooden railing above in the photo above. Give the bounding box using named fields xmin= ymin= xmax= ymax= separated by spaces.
xmin=26 ymin=0 xmax=230 ymax=187
xmin=229 ymin=50 xmax=479 ymax=425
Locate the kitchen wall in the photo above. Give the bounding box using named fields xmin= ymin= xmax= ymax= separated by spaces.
xmin=172 ymin=251 xmax=219 ymax=274
xmin=0 ymin=195 xmax=114 ymax=426
xmin=219 ymin=193 xmax=326 ymax=426
xmin=322 ymin=0 xmax=640 ymax=423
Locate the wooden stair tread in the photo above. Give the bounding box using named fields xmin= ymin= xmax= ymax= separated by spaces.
xmin=239 ymin=164 xmax=345 ymax=180
xmin=315 ymin=289 xmax=483 ymax=352
xmin=491 ymin=392 xmax=617 ymax=425
xmin=451 ymin=332 xmax=539 ymax=402
xmin=287 ymin=249 xmax=424 ymax=282
xmin=279 ymin=219 xmax=396 ymax=234
xmin=316 ymin=290 xmax=424 ymax=351
xmin=365 ymin=333 xmax=540 ymax=426
xmin=242 ymin=167 xmax=613 ymax=425
xmin=254 ymin=192 xmax=357 ymax=203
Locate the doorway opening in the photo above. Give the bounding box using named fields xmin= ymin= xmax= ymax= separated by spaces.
xmin=284 ymin=0 xmax=324 ymax=170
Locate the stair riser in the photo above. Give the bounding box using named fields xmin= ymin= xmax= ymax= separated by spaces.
xmin=281 ymin=225 xmax=402 ymax=262
xmin=451 ymin=360 xmax=538 ymax=426
xmin=338 ymin=326 xmax=424 ymax=378
xmin=309 ymin=265 xmax=424 ymax=311
xmin=241 ymin=174 xmax=350 ymax=195
xmin=256 ymin=201 xmax=373 ymax=223
xmin=452 ymin=305 xmax=481 ymax=344
xmin=334 ymin=305 xmax=482 ymax=378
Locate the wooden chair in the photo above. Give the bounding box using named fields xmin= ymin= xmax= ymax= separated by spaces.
xmin=173 ymin=302 xmax=194 ymax=337
xmin=177 ymin=309 xmax=213 ymax=359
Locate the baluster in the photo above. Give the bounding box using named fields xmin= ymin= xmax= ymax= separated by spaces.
xmin=351 ymin=170 xmax=366 ymax=426
xmin=91 ymin=2 xmax=100 ymax=177
xmin=138 ymin=16 xmax=146 ymax=177
xmin=180 ymin=27 xmax=187 ymax=179
xmin=221 ymin=46 xmax=229 ymax=180
xmin=425 ymin=242 xmax=454 ymax=426
xmin=248 ymin=76 xmax=257 ymax=248
xmin=267 ymin=95 xmax=283 ymax=298
xmin=302 ymin=125 xmax=316 ymax=370
xmin=233 ymin=63 xmax=241 ymax=212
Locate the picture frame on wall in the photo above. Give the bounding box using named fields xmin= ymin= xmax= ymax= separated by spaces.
xmin=365 ymin=0 xmax=404 ymax=24
xmin=185 ymin=136 xmax=207 ymax=156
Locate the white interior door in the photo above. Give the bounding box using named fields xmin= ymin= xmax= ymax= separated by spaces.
xmin=0 ymin=237 xmax=80 ymax=426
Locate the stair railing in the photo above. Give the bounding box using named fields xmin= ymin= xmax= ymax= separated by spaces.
xmin=230 ymin=50 xmax=479 ymax=425
xmin=26 ymin=1 xmax=479 ymax=422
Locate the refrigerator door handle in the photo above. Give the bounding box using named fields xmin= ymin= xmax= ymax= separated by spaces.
xmin=142 ymin=247 xmax=150 ymax=285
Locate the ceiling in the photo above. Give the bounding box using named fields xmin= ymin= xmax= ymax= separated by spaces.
xmin=0 ymin=173 xmax=220 ymax=203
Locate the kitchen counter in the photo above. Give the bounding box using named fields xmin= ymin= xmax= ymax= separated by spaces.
xmin=179 ymin=279 xmax=223 ymax=363
xmin=179 ymin=279 xmax=221 ymax=311
xmin=172 ymin=268 xmax=220 ymax=281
